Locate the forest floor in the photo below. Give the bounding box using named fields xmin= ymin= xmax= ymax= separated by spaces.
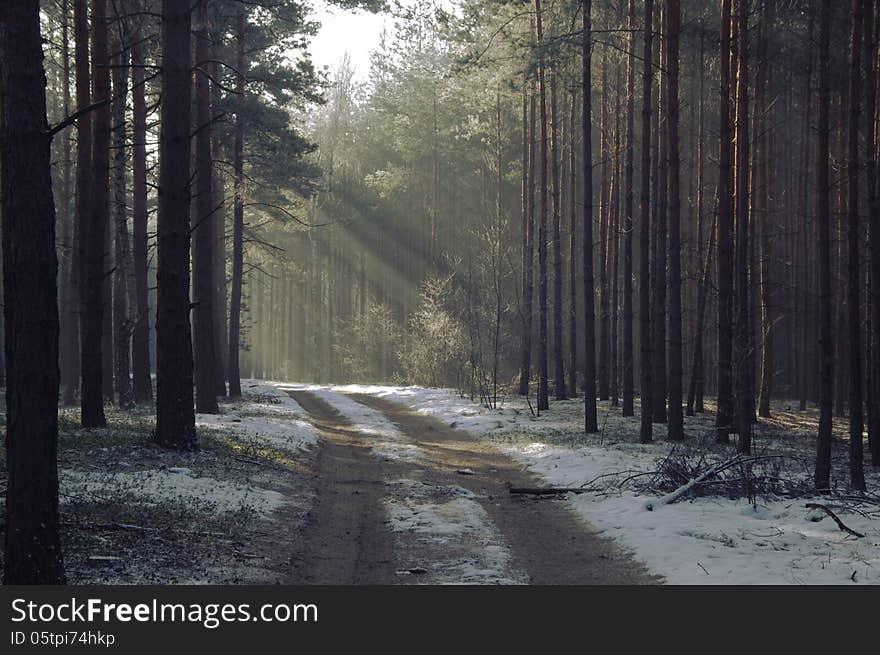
xmin=0 ymin=381 xmax=878 ymax=584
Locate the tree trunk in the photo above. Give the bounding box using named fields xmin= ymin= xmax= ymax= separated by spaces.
xmin=716 ymin=0 xmax=735 ymax=443
xmin=111 ymin=21 xmax=132 ymax=408
xmin=550 ymin=61 xmax=567 ymax=400
xmin=228 ymin=7 xmax=246 ymax=398
xmin=81 ymin=0 xmax=110 ymax=428
xmin=211 ymin=42 xmax=228 ymax=397
xmin=519 ymin=76 xmax=536 ymax=396
xmin=155 ymin=0 xmax=197 ymax=449
xmin=568 ymin=88 xmax=579 ymax=395
xmin=598 ymin=53 xmax=610 ymax=402
xmin=815 ymin=0 xmax=834 ymax=491
xmin=666 ymin=0 xmax=684 ymax=440
xmin=622 ymin=0 xmax=636 ymax=417
xmin=0 ymin=0 xmax=66 ymax=584
xmin=639 ymin=0 xmax=654 ymax=442
xmin=193 ymin=0 xmax=219 ymax=415
xmin=734 ymin=0 xmax=752 ymax=454
xmin=581 ymin=0 xmax=598 ymax=432
xmin=535 ymin=0 xmax=549 ymax=412
xmin=131 ymin=12 xmax=152 ymax=403
xmin=846 ymin=0 xmax=865 ymax=489
xmin=652 ymin=2 xmax=668 ymax=424
xmin=867 ymin=0 xmax=880 ymax=467
xmin=60 ymin=0 xmax=80 ymax=406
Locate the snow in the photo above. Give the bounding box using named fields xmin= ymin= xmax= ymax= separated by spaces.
xmin=277 ymin=383 xmax=425 ymax=462
xmin=284 ymin=382 xmax=880 ymax=585
xmin=384 ymin=478 xmax=528 ymax=585
xmin=61 ymin=467 xmax=286 ymax=519
xmin=195 ymin=380 xmax=319 ymax=456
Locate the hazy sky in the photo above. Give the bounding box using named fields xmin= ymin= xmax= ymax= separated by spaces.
xmin=309 ymin=0 xmax=390 ymax=81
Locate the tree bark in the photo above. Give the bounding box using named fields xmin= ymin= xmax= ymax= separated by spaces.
xmin=652 ymin=2 xmax=668 ymax=424
xmin=519 ymin=76 xmax=536 ymax=396
xmin=867 ymin=0 xmax=880 ymax=467
xmin=155 ymin=0 xmax=196 ymax=449
xmin=0 ymin=0 xmax=66 ymax=584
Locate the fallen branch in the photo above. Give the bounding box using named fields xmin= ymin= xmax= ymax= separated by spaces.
xmin=645 ymin=458 xmax=734 ymax=510
xmin=805 ymin=503 xmax=865 ymax=538
xmin=510 ymin=486 xmax=596 ymax=496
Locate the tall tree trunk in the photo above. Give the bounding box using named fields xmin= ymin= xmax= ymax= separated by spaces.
xmin=131 ymin=12 xmax=152 ymax=403
xmin=734 ymin=0 xmax=752 ymax=454
xmin=550 ymin=61 xmax=567 ymax=400
xmin=193 ymin=0 xmax=218 ymax=415
xmin=666 ymin=0 xmax=684 ymax=440
xmin=60 ymin=0 xmax=80 ymax=406
xmin=610 ymin=71 xmax=621 ymax=408
xmin=583 ymin=0 xmax=598 ymax=432
xmin=652 ymin=2 xmax=668 ymax=424
xmin=639 ymin=0 xmax=654 ymax=443
xmin=687 ymin=31 xmax=707 ymax=416
xmin=757 ymin=0 xmax=775 ymax=418
xmin=598 ymin=53 xmax=610 ymax=401
xmin=111 ymin=21 xmax=132 ymax=408
xmin=535 ymin=0 xmax=549 ymax=411
xmin=81 ymin=0 xmax=110 ymax=428
xmin=847 ymin=0 xmax=866 ymax=489
xmin=622 ymin=0 xmax=636 ymax=417
xmin=867 ymin=0 xmax=880 ymax=466
xmin=815 ymin=0 xmax=834 ymax=490
xmin=716 ymin=0 xmax=735 ymax=443
xmin=228 ymin=7 xmax=246 ymax=398
xmin=211 ymin=41 xmax=228 ymax=397
xmin=519 ymin=76 xmax=536 ymax=396
xmin=568 ymin=89 xmax=578 ymax=395
xmin=155 ymin=0 xmax=196 ymax=449
xmin=0 ymin=0 xmax=66 ymax=584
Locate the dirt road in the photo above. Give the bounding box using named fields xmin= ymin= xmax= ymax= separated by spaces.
xmin=285 ymin=389 xmax=660 ymax=585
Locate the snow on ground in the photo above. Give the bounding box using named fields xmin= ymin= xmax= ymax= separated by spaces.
xmin=277 ymin=383 xmax=424 ymax=462
xmin=195 ymin=379 xmax=318 ymax=456
xmin=384 ymin=478 xmax=528 ymax=585
xmin=295 ymin=382 xmax=880 ymax=585
xmin=61 ymin=467 xmax=286 ymax=519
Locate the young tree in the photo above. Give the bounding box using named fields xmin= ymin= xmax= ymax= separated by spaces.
xmin=155 ymin=0 xmax=197 ymax=449
xmin=639 ymin=0 xmax=654 ymax=443
xmin=583 ymin=0 xmax=598 ymax=432
xmin=0 ymin=0 xmax=66 ymax=584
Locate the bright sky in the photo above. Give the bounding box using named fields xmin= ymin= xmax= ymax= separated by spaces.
xmin=308 ymin=0 xmax=390 ymax=82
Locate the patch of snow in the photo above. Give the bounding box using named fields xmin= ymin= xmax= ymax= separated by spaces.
xmin=384 ymin=478 xmax=527 ymax=585
xmin=61 ymin=468 xmax=286 ymax=519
